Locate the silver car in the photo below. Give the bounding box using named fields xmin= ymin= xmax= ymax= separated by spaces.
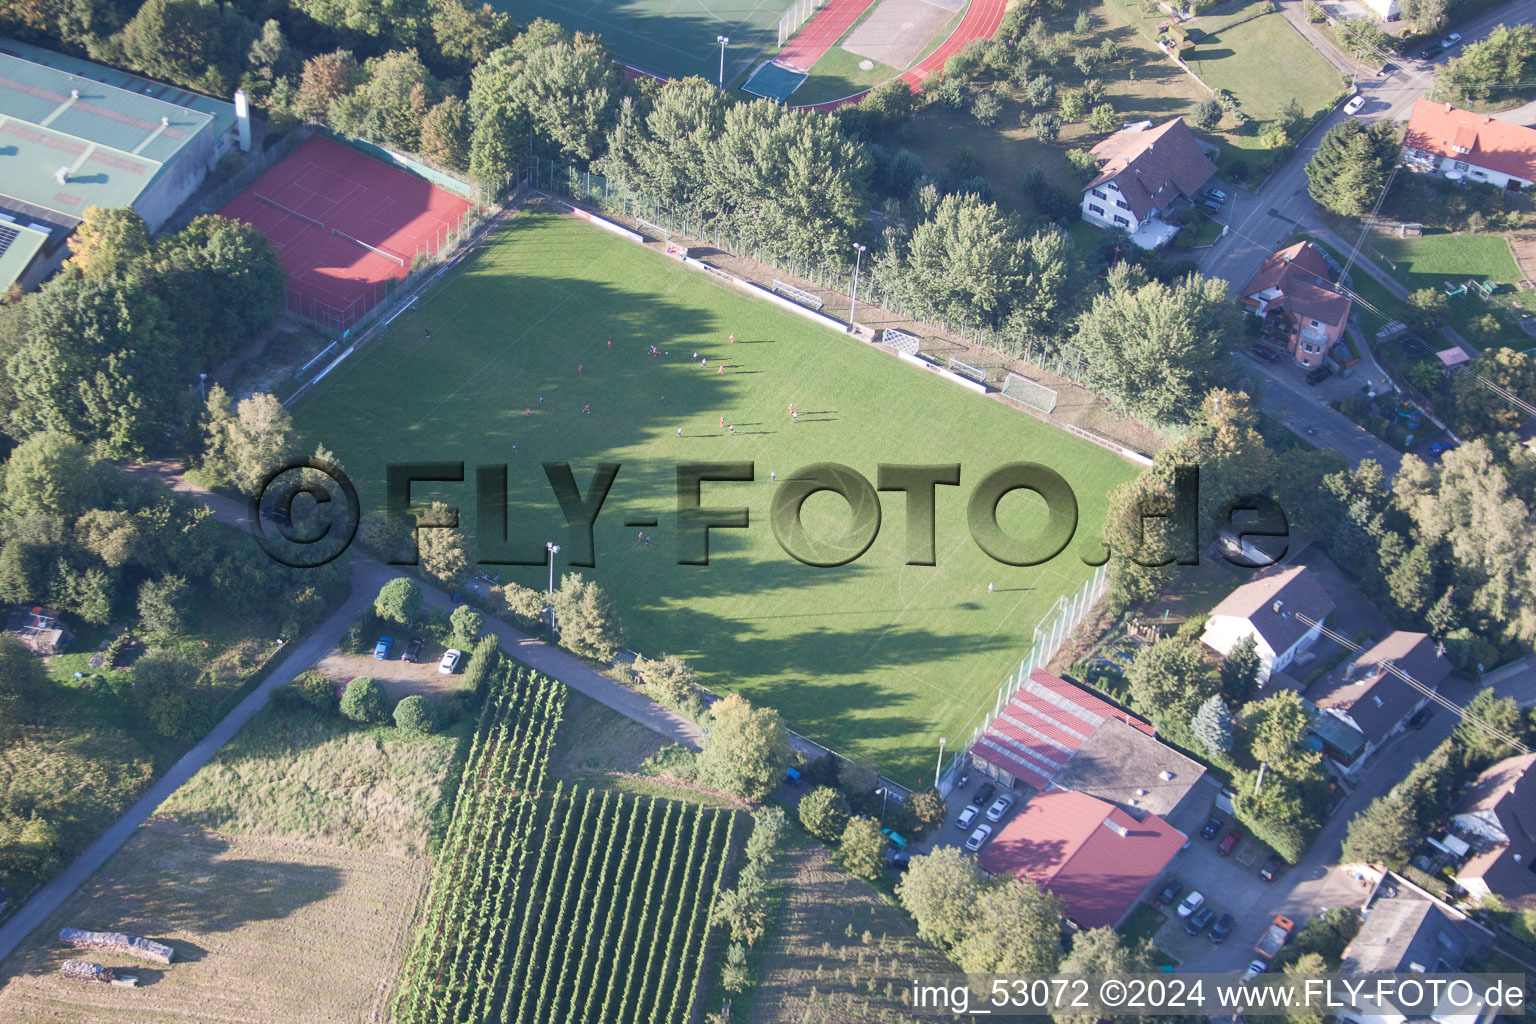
xmin=955 ymin=804 xmax=981 ymax=830
xmin=965 ymin=824 xmax=994 ymax=852
xmin=985 ymin=793 xmax=1015 ymax=821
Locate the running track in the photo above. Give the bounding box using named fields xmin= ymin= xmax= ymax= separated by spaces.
xmin=776 ymin=0 xmax=878 ymax=72
xmin=792 ymin=0 xmax=1009 ymax=111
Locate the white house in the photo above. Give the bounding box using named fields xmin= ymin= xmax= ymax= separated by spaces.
xmin=1403 ymin=99 xmax=1536 ymax=190
xmin=1200 ymin=564 xmax=1334 ymax=683
xmin=1356 ymin=0 xmax=1400 ymax=21
xmin=1080 ymin=118 xmax=1216 ymax=250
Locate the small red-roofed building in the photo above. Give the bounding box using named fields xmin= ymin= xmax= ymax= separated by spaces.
xmin=1403 ymin=99 xmax=1536 ymax=190
xmin=1240 ymin=242 xmax=1352 ymax=369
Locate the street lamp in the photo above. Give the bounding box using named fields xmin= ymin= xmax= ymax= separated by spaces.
xmin=545 ymin=541 xmax=560 ymax=630
xmin=848 ymin=242 xmax=867 ymax=327
xmin=198 ymin=372 xmax=207 ymax=401
xmin=935 ymin=736 xmax=946 ymax=790
xmin=717 ymin=36 xmax=730 ymax=87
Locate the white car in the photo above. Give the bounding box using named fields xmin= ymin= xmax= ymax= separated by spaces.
xmin=985 ymin=793 xmax=1015 ymax=821
xmin=1244 ymin=959 xmax=1270 ymax=981
xmin=965 ymin=824 xmax=994 ymax=852
xmin=1441 ymin=32 xmax=1462 ymax=48
xmin=1344 ymin=95 xmax=1366 ymax=116
xmin=955 ymin=804 xmax=982 ymax=830
xmin=438 ymin=648 xmax=463 ymax=674
xmin=1176 ymin=890 xmax=1205 ymax=918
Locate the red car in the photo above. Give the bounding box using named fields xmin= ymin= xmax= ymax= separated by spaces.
xmin=1217 ymin=829 xmax=1241 ymax=856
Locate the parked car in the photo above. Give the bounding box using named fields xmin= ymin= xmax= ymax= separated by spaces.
xmin=1185 ymin=906 xmax=1216 ymax=936
xmin=1305 ymin=364 xmax=1335 ymax=385
xmin=372 ymin=637 xmax=393 ymax=659
xmin=1249 ymin=344 xmax=1280 ymax=363
xmin=1210 ymin=913 xmax=1235 ymax=944
xmin=1204 ymin=188 xmax=1228 ymax=201
xmin=1428 ymin=441 xmax=1456 ymax=457
xmin=401 ymin=637 xmax=424 ymax=663
xmin=1155 ymin=879 xmax=1183 ymax=907
xmin=785 ymin=767 xmax=803 ymax=786
xmin=1344 ymin=95 xmax=1366 ymax=116
xmin=438 ymin=648 xmax=463 ymax=674
xmin=1378 ymin=62 xmax=1397 ymax=76
xmin=1441 ymin=32 xmax=1462 ymax=48
xmin=885 ymin=851 xmax=910 ymax=873
xmin=1176 ymin=891 xmax=1205 ymax=918
xmin=1408 ymin=706 xmax=1435 ymax=729
xmin=1418 ymin=44 xmax=1442 ymax=59
xmin=974 ymin=782 xmax=997 ymax=808
xmin=1218 ymin=829 xmax=1241 ymax=856
xmin=985 ymin=793 xmax=1015 ymax=821
xmin=956 ymin=804 xmax=982 ymax=831
xmin=965 ymin=824 xmax=994 ymax=852
xmin=1244 ymin=959 xmax=1270 ymax=981
xmin=1201 ymin=817 xmax=1223 ymax=840
xmin=1259 ymin=859 xmax=1282 ymax=882
xmin=882 ymin=828 xmax=907 ymax=850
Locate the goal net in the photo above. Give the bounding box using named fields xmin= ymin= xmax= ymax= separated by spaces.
xmin=948 ymin=356 xmax=986 ymax=384
xmin=883 ymin=328 xmax=919 ymax=355
xmin=777 ymin=0 xmax=826 ymax=46
xmin=1001 ymin=372 xmax=1058 ymax=413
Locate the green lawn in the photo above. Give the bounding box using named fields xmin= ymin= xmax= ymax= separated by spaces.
xmin=1182 ymin=3 xmax=1343 ymax=121
xmin=1369 ymin=231 xmax=1523 ymax=291
xmin=290 ymin=211 xmax=1138 ymax=786
xmin=793 ymin=45 xmax=902 ymax=106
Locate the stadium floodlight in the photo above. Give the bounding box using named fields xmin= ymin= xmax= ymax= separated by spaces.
xmin=545 ymin=541 xmax=561 ymax=631
xmin=717 ymin=36 xmax=730 ymax=86
xmin=849 ymin=243 xmax=867 ymax=326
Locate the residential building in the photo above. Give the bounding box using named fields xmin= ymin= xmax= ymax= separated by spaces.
xmin=1079 ymin=118 xmax=1216 ymax=250
xmin=1311 ymin=632 xmax=1451 ymax=773
xmin=978 ymin=788 xmax=1186 ymax=929
xmin=1403 ymin=99 xmax=1536 ymax=190
xmin=0 ymin=37 xmax=240 ymax=293
xmin=1357 ymin=0 xmax=1401 ymax=21
xmin=1240 ymin=241 xmax=1352 ymax=368
xmin=1339 ymin=892 xmax=1494 ymax=1024
xmin=1200 ymin=564 xmax=1335 ymax=684
xmin=1451 ymin=753 xmax=1536 ymax=910
xmin=967 ymin=669 xmax=1205 ymax=820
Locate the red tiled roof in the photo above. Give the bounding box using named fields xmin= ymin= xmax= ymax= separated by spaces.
xmin=978 ymin=789 xmax=1186 ymax=928
xmin=1405 ymin=99 xmax=1536 ymax=183
xmin=1029 ymin=669 xmax=1156 ymax=737
xmin=1083 ymin=118 xmax=1217 ymax=221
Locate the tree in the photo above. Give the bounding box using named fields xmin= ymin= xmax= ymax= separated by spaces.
xmin=1449 ymin=348 xmax=1536 ymax=436
xmin=1276 ymin=97 xmax=1304 ymax=134
xmin=838 ymin=758 xmax=879 ymax=800
xmin=374 ymin=578 xmax=422 ymax=624
xmin=1440 ymin=24 xmax=1536 ymax=102
xmin=1400 ymin=0 xmax=1448 ymax=33
xmin=1029 ymin=112 xmax=1061 ymax=141
xmin=3 ymin=432 xmax=102 ymax=519
xmin=450 ymin=605 xmax=483 ymax=645
xmin=695 ymin=693 xmax=791 ymax=801
xmin=420 ymin=95 xmax=472 ymax=172
xmin=1074 ymin=263 xmax=1240 ymax=424
xmin=68 ymin=207 xmax=150 ymax=279
xmin=1191 ymin=694 xmax=1235 ymax=757
xmin=137 ymin=574 xmax=189 ymax=636
xmin=1244 ymin=690 xmax=1312 ymax=765
xmin=907 ymin=788 xmax=947 ymax=836
xmin=117 ymin=0 xmax=249 ymax=95
xmin=1305 ymin=119 xmax=1398 ymax=217
xmin=133 ymin=653 xmax=200 ymax=739
xmin=1404 ymin=287 xmax=1449 ymax=334
xmin=150 ymin=215 xmax=287 ymax=368
xmin=297 ymin=49 xmax=360 ymax=120
xmin=1058 ymin=87 xmax=1086 ymax=121
xmin=1454 ymin=687 xmax=1528 ymax=768
xmin=1220 ymin=633 xmax=1262 ymax=703
xmin=1087 ymin=102 xmax=1118 ymax=132
xmin=971 ymin=90 xmax=1001 ymax=125
xmin=952 ymin=878 xmax=1063 ymax=974
xmin=340 ymin=676 xmax=389 ymax=723
xmin=897 ymin=846 xmax=981 ymax=948
xmin=1055 ymin=928 xmax=1158 ymax=1024
xmin=247 ymin=18 xmax=294 ymax=80
xmin=1338 ymin=16 xmax=1391 ymax=55
xmin=1259 ymin=122 xmax=1289 ymax=150
xmin=393 ymin=694 xmax=435 ymax=734
xmin=836 ymin=816 xmax=887 ymax=880
xmin=201 ymin=388 xmax=294 ymax=492
xmin=1190 ymin=96 xmax=1223 ymax=131
xmin=1024 ymin=73 xmax=1055 ymax=108
xmin=418 ymin=501 xmax=469 ymax=585
xmin=799 ymin=785 xmax=851 ymax=841
xmin=329 ymin=49 xmax=439 ymax=151
xmin=1341 ymin=792 xmax=1417 ymax=866
xmin=634 ymin=654 xmax=699 ymax=713
xmin=0 ymin=634 xmax=48 ymax=736
xmin=551 ymin=572 xmax=622 ymax=660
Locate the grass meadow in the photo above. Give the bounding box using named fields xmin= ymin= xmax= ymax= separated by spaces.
xmin=291 ymin=211 xmax=1138 ymax=786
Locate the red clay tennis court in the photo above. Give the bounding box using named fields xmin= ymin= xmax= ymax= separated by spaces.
xmin=219 ymin=135 xmax=473 ymax=330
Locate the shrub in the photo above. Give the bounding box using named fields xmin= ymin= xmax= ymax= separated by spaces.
xmin=1029 ymin=112 xmax=1061 ymax=141
xmin=460 ymin=634 xmax=501 ymax=697
xmin=1190 ymin=97 xmax=1223 ymax=131
xmin=1087 ymin=103 xmax=1118 ymax=132
xmin=1066 ymin=148 xmax=1099 ymax=179
xmin=799 ymin=785 xmax=851 ymax=841
xmin=374 ymin=578 xmax=422 ymax=624
xmin=340 ymin=676 xmax=388 ymax=723
xmin=280 ymin=669 xmax=337 ymax=712
xmin=450 ymin=604 xmax=483 ymax=645
xmin=971 ymin=90 xmax=1002 ymax=125
xmin=393 ymin=694 xmax=436 ymax=734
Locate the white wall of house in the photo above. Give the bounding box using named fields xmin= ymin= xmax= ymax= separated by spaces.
xmin=1201 ymin=617 xmax=1279 ymax=680
xmin=1358 ymin=0 xmax=1400 ymax=19
xmin=1081 ymin=179 xmax=1142 ymax=232
xmin=1408 ymin=149 xmax=1532 ymax=190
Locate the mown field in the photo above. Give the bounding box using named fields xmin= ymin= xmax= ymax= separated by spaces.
xmin=394 ymin=664 xmax=740 ymax=1024
xmin=292 ymin=210 xmax=1138 ymax=786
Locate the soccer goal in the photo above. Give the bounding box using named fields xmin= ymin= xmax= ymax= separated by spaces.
xmin=882 ymin=328 xmax=920 ymax=355
xmin=378 ymin=298 xmax=418 ymax=338
xmin=1001 ymin=372 xmax=1058 ymax=414
xmin=948 ymin=356 xmax=986 ymax=385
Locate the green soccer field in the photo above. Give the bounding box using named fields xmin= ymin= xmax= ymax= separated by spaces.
xmin=292 ymin=211 xmax=1138 ymax=786
xmin=489 ymin=0 xmax=782 ymax=83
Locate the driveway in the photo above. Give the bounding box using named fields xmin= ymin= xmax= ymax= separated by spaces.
xmin=316 ymin=647 xmax=463 ymax=702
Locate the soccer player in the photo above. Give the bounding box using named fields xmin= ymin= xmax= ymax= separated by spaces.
xmin=718 ymin=416 xmax=725 ymax=429
xmin=583 ymin=404 xmax=591 ymax=414
xmin=792 ymin=411 xmax=798 ymax=423
xmin=660 ymin=396 xmax=665 ymax=405
xmin=717 ymin=365 xmax=724 ymax=374
xmin=525 ymin=408 xmax=531 ymax=417
xmin=701 ymin=358 xmax=706 ymax=368
xmin=577 ymin=363 xmax=583 ymax=374
xmin=788 ymin=402 xmax=794 ymax=417
xmin=425 ymin=328 xmax=431 ymax=340
xmin=729 ymin=333 xmax=735 ymax=343
xmin=770 ymin=471 xmax=777 ymax=482
xmin=988 ymin=583 xmax=995 ymax=593
xmin=676 ymin=427 xmax=683 ymax=437
xmin=692 ymin=351 xmax=698 ymax=360
xmin=606 ymin=339 xmax=612 ymax=349
xmin=728 ymin=424 xmax=734 ymax=435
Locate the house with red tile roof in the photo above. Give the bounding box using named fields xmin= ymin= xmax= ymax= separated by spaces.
xmin=1403 ymin=99 xmax=1536 ymax=190
xmin=1079 ymin=118 xmax=1217 ymax=250
xmin=977 ymin=788 xmax=1187 ymax=929
xmin=1240 ymin=242 xmax=1352 ymax=369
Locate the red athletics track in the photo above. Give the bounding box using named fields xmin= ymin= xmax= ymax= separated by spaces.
xmin=792 ymin=0 xmax=1008 ymax=111
xmin=219 ymin=135 xmax=471 ymax=325
xmin=776 ymin=0 xmax=879 ymax=72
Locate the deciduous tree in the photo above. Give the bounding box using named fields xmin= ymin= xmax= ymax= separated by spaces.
xmin=836 ymin=816 xmax=886 ymax=879
xmin=695 ymin=693 xmax=791 ymax=801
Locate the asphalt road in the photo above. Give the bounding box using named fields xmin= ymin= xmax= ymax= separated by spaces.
xmin=0 ymin=463 xmax=704 ymax=968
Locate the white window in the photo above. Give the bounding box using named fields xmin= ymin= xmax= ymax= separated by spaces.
xmin=1113 ymin=215 xmax=1129 ymax=227
xmin=1116 ymin=199 xmax=1130 ymax=210
xmin=1088 ymin=204 xmax=1104 ymax=216
xmin=1454 ymin=160 xmax=1469 ymax=171
xmin=1091 ymin=188 xmax=1107 ymax=200
xmin=1310 ymin=319 xmax=1322 ymax=329
xmin=1453 ymin=145 xmax=1470 ymax=155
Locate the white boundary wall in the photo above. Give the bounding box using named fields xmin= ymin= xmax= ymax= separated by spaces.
xmin=896 ymin=351 xmax=989 ymax=394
